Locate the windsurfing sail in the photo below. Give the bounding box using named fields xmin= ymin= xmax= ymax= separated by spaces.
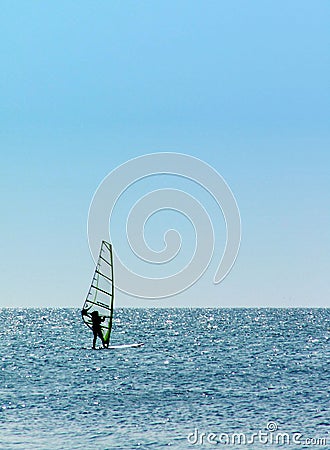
xmin=82 ymin=241 xmax=114 ymax=345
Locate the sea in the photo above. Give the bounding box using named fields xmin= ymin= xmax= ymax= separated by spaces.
xmin=0 ymin=308 xmax=329 ymax=450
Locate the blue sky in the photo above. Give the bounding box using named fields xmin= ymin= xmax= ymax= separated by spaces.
xmin=1 ymin=1 xmax=329 ymax=307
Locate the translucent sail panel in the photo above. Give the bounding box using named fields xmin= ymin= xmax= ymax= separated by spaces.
xmin=82 ymin=241 xmax=114 ymax=343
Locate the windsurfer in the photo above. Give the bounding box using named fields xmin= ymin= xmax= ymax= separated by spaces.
xmin=82 ymin=309 xmax=108 ymax=349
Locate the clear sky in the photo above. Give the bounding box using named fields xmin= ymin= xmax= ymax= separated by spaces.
xmin=1 ymin=1 xmax=329 ymax=308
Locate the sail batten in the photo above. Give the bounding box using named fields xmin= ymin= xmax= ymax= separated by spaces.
xmin=91 ymin=285 xmax=113 ymax=296
xmin=99 ymin=255 xmax=112 ymax=266
xmin=85 ymin=300 xmax=111 ymax=309
xmin=82 ymin=241 xmax=114 ymax=345
xmin=95 ymin=270 xmax=112 ymax=282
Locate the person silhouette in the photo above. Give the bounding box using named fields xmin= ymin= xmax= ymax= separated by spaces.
xmin=82 ymin=309 xmax=107 ymax=349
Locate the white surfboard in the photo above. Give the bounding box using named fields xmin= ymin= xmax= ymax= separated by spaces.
xmin=103 ymin=342 xmax=144 ymax=349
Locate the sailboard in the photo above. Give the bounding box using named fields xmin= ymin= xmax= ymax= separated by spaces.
xmin=82 ymin=241 xmax=144 ymax=349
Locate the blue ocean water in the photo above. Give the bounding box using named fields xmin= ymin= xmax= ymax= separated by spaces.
xmin=0 ymin=308 xmax=329 ymax=450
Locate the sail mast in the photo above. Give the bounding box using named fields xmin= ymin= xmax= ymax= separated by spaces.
xmin=105 ymin=242 xmax=115 ymax=345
